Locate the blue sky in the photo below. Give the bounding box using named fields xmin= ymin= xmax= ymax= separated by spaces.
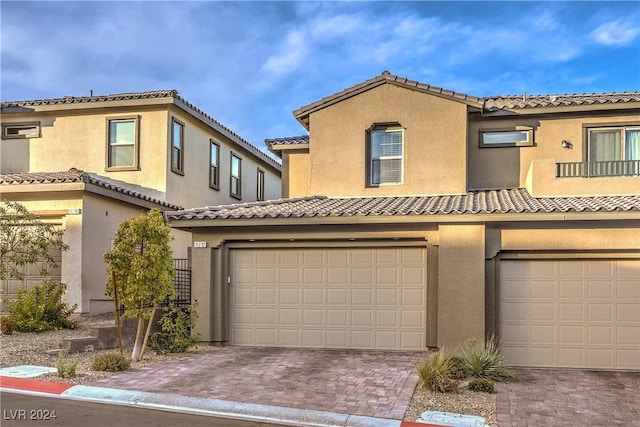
xmin=2 ymin=1 xmax=639 ymax=153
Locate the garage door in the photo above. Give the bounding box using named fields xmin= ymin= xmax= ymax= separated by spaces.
xmin=230 ymin=247 xmax=427 ymax=350
xmin=499 ymin=259 xmax=640 ymax=370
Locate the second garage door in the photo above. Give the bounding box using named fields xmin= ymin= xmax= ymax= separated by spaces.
xmin=499 ymin=259 xmax=640 ymax=370
xmin=229 ymin=247 xmax=427 ymax=350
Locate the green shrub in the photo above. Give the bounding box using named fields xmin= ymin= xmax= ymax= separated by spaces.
xmin=149 ymin=304 xmax=199 ymax=354
xmin=5 ymin=279 xmax=78 ymax=332
xmin=468 ymin=378 xmax=495 ymax=393
xmin=450 ymin=356 xmax=470 ymax=380
xmin=417 ymin=349 xmax=460 ymax=393
xmin=0 ymin=315 xmax=17 ymax=335
xmin=56 ymin=351 xmax=77 ymax=378
xmin=92 ymin=352 xmax=131 ymax=372
xmin=458 ymin=335 xmax=514 ymax=381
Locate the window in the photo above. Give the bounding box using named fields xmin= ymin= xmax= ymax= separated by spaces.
xmin=480 ymin=127 xmax=534 ymax=147
xmin=2 ymin=122 xmax=40 ymax=139
xmin=368 ymin=124 xmax=403 ymax=186
xmin=257 ymin=168 xmax=265 ymax=201
xmin=230 ymin=153 xmax=242 ymax=199
xmin=209 ymin=140 xmax=220 ymax=190
xmin=171 ymin=118 xmax=184 ymax=175
xmin=588 ymin=126 xmax=640 ymax=162
xmin=106 ymin=117 xmax=138 ymax=170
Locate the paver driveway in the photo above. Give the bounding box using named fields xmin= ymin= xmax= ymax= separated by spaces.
xmin=91 ymin=347 xmax=424 ymax=420
xmin=497 ymin=368 xmax=640 ymax=426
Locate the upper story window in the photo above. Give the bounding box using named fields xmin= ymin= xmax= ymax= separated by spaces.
xmin=588 ymin=126 xmax=640 ymax=162
xmin=230 ymin=153 xmax=242 ymax=199
xmin=209 ymin=139 xmax=220 ymax=190
xmin=368 ymin=124 xmax=403 ymax=186
xmin=171 ymin=118 xmax=185 ymax=175
xmin=106 ymin=117 xmax=138 ymax=170
xmin=2 ymin=122 xmax=41 ymax=139
xmin=480 ymin=127 xmax=534 ymax=147
xmin=257 ymin=168 xmax=265 ymax=201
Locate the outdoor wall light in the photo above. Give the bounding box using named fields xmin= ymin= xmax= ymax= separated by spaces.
xmin=562 ymin=140 xmax=573 ymax=149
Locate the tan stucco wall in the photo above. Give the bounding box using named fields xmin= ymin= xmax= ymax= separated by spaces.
xmin=1 ymin=109 xmax=169 ymax=191
xmin=500 ymin=225 xmax=640 ymax=251
xmin=283 ymin=150 xmax=311 ymax=198
xmin=303 ymin=84 xmax=468 ymax=197
xmin=437 ymin=224 xmax=486 ymax=348
xmin=468 ymin=113 xmax=640 ymax=195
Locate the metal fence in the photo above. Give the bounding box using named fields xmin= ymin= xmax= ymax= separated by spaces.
xmin=557 ymin=160 xmax=640 ymax=178
xmin=167 ymin=258 xmax=191 ymax=307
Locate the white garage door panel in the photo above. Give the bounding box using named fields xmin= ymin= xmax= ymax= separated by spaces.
xmin=230 ymin=247 xmax=427 ymax=350
xmin=499 ymin=259 xmax=640 ymax=370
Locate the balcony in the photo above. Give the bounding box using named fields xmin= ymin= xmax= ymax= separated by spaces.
xmin=556 ymin=160 xmax=640 ymax=178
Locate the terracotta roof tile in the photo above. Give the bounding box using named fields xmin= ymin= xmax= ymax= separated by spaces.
xmin=165 ymin=189 xmax=640 ymax=222
xmin=1 ymin=168 xmax=182 ymax=210
xmin=265 ymin=135 xmax=310 ymax=148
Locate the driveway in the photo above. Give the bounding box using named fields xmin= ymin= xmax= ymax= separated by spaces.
xmin=497 ymin=368 xmax=640 ymax=426
xmin=90 ymin=347 xmax=423 ymax=420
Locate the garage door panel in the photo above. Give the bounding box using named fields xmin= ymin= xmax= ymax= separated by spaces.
xmin=500 ymin=259 xmax=640 ymax=370
xmin=230 ymin=247 xmax=427 ymax=350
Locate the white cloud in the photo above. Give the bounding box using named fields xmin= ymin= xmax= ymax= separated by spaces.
xmin=260 ymin=29 xmax=309 ymax=76
xmin=591 ymin=18 xmax=640 ymax=46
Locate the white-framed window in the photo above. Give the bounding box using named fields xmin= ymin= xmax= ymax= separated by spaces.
xmin=480 ymin=127 xmax=534 ymax=147
xmin=209 ymin=139 xmax=220 ymax=190
xmin=171 ymin=118 xmax=184 ymax=175
xmin=106 ymin=117 xmax=138 ymax=170
xmin=588 ymin=126 xmax=640 ymax=161
xmin=2 ymin=122 xmax=41 ymax=139
xmin=368 ymin=125 xmax=403 ymax=186
xmin=230 ymin=153 xmax=242 ymax=199
xmin=257 ymin=168 xmax=265 ymax=201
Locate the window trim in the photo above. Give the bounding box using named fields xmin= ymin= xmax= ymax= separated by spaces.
xmin=105 ymin=116 xmax=139 ymax=171
xmin=209 ymin=139 xmax=220 ymax=190
xmin=479 ymin=126 xmax=534 ymax=148
xmin=366 ymin=123 xmax=404 ymax=187
xmin=230 ymin=152 xmax=242 ymax=200
xmin=585 ymin=124 xmax=640 ymax=162
xmin=171 ymin=117 xmax=185 ymax=175
xmin=2 ymin=121 xmax=41 ymax=140
xmin=257 ymin=167 xmax=265 ymax=201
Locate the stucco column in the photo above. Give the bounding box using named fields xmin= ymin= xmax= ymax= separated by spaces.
xmin=191 ymin=245 xmax=213 ymax=342
xmin=437 ymin=224 xmax=485 ymax=348
xmin=62 ymin=214 xmax=83 ymax=312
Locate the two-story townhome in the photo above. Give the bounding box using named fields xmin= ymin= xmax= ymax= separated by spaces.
xmin=0 ymin=90 xmax=281 ymax=314
xmin=166 ymin=72 xmax=640 ymax=370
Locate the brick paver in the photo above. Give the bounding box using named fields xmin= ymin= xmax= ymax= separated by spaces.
xmin=497 ymin=368 xmax=640 ymax=427
xmin=91 ymin=347 xmax=423 ymax=420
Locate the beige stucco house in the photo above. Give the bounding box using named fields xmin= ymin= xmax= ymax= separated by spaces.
xmin=1 ymin=90 xmax=281 ymax=314
xmin=167 ymin=72 xmax=640 ymax=370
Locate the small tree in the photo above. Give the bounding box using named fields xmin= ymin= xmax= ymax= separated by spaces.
xmin=0 ymin=201 xmax=68 ymax=281
xmin=104 ymin=209 xmax=176 ymax=361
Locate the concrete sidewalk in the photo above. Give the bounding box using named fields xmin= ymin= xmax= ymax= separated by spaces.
xmin=1 ymin=375 xmax=435 ymax=427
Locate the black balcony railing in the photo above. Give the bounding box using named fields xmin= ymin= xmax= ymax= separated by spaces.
xmin=556 ymin=160 xmax=640 ymax=178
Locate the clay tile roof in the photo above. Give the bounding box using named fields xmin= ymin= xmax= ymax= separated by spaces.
xmin=265 ymin=135 xmax=310 ymax=148
xmin=1 ymin=90 xmax=178 ymax=108
xmin=164 ymin=188 xmax=640 ymax=222
xmin=0 ymin=168 xmax=182 ymax=210
xmin=484 ymin=92 xmax=640 ymax=110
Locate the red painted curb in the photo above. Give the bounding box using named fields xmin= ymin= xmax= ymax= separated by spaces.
xmin=0 ymin=376 xmax=74 ymax=394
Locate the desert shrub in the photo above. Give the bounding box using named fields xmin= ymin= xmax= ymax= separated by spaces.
xmin=450 ymin=355 xmax=470 ymax=380
xmin=417 ymin=349 xmax=459 ymax=393
xmin=92 ymin=352 xmax=131 ymax=372
xmin=149 ymin=304 xmax=199 ymax=354
xmin=458 ymin=335 xmax=514 ymax=381
xmin=5 ymin=279 xmax=77 ymax=332
xmin=56 ymin=351 xmax=77 ymax=378
xmin=468 ymin=378 xmax=495 ymax=393
xmin=0 ymin=315 xmax=17 ymax=335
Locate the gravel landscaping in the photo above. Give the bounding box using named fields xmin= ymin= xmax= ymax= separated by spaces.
xmin=1 ymin=314 xmax=496 ymax=425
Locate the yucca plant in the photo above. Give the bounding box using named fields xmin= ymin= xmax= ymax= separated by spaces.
xmin=416 ymin=349 xmax=460 ymax=393
xmin=458 ymin=334 xmax=514 ymax=381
